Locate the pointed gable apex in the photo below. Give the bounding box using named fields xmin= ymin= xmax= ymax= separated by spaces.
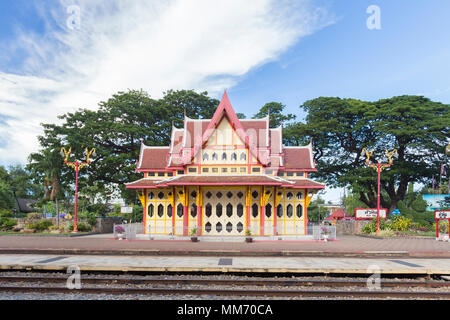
xmin=189 ymin=90 xmax=267 ymax=165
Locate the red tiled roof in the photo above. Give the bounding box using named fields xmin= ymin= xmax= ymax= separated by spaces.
xmin=284 ymin=147 xmax=314 ymax=169
xmin=282 ymin=179 xmax=325 ymax=189
xmin=326 ymin=208 xmax=346 ymax=220
xmin=137 ymin=147 xmax=169 ymax=170
xmin=126 ymin=175 xmax=325 ymax=189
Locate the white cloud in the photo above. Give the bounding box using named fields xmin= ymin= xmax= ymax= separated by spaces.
xmin=0 ymin=0 xmax=335 ymax=165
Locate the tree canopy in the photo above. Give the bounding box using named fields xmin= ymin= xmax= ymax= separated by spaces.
xmin=286 ymin=95 xmax=449 ymax=212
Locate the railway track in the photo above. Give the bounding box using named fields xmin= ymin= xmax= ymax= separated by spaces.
xmin=0 ymin=274 xmax=449 ymax=299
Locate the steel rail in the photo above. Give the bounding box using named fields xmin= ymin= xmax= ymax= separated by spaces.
xmin=0 ymin=285 xmax=449 ymax=299
xmin=0 ymin=275 xmax=449 ymax=288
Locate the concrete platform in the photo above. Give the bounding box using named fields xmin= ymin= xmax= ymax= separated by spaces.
xmin=0 ymin=254 xmax=450 ymax=276
xmin=0 ymin=235 xmax=449 ymax=258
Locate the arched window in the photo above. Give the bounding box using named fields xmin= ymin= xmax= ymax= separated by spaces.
xmin=202 ymin=153 xmax=209 ymax=161
xmin=177 ymin=203 xmax=183 ymax=217
xmin=205 ymin=203 xmax=212 ymax=217
xmin=286 ymin=204 xmax=293 ymax=218
xmin=252 ymin=203 xmax=259 ymax=218
xmin=148 ymin=204 xmax=154 ymax=217
xmin=222 ymin=152 xmax=227 ymax=161
xmin=157 ymin=204 xmax=164 ymax=217
xmin=216 ymin=203 xmax=222 ymax=217
xmin=212 ymin=153 xmax=218 ymax=161
xmin=286 ymin=192 xmax=293 ymax=200
xmin=296 ymin=192 xmax=303 ymax=200
xmin=231 ymin=153 xmax=237 ymax=161
xmin=277 ymin=204 xmax=283 ymax=218
xmin=265 ymin=203 xmax=272 ymax=218
xmin=237 ymin=204 xmax=244 ymax=217
xmin=190 ymin=203 xmax=197 ymax=218
xmin=226 ymin=203 xmax=233 ymax=217
xmin=296 ymin=204 xmax=303 ymax=218
xmin=148 ymin=192 xmax=154 ymax=199
xmin=240 ymin=152 xmax=247 ymax=161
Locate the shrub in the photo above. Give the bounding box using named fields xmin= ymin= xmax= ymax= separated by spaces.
xmin=0 ymin=217 xmax=17 ymax=230
xmin=391 ymin=216 xmax=412 ymax=231
xmin=26 ymin=219 xmax=53 ymax=231
xmin=87 ymin=215 xmax=97 ymax=227
xmin=0 ymin=209 xmax=13 ymax=217
xmin=67 ymin=222 xmax=91 ymax=232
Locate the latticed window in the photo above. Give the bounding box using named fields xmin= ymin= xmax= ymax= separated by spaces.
xmin=158 ymin=192 xmax=164 ymax=199
xmin=277 ymin=204 xmax=283 ymax=218
xmin=226 ymin=203 xmax=233 ymax=217
xmin=216 ymin=203 xmax=223 ymax=217
xmin=205 ymin=203 xmax=212 ymax=217
xmin=203 ymin=153 xmax=209 ymax=161
xmin=222 ymin=152 xmax=227 ymax=160
xmin=177 ymin=204 xmax=183 ymax=217
xmin=286 ymin=204 xmax=293 ymax=218
xmin=252 ymin=203 xmax=259 ymax=218
xmin=158 ymin=204 xmax=164 ymax=217
xmin=237 ymin=204 xmax=244 ymax=217
xmin=148 ymin=192 xmax=154 ymax=199
xmin=212 ymin=153 xmax=218 ymax=161
xmin=167 ymin=204 xmax=172 ymax=217
xmin=296 ymin=204 xmax=303 ymax=218
xmin=265 ymin=203 xmax=272 ymax=218
xmin=231 ymin=153 xmax=237 ymax=161
xmin=286 ymin=192 xmax=293 ymax=200
xmin=190 ymin=204 xmax=197 ymax=218
xmin=240 ymin=152 xmax=246 ymax=161
xmin=148 ymin=204 xmax=154 ymax=217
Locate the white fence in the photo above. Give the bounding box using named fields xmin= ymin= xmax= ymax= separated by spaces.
xmin=113 ymin=223 xmax=143 ymax=240
xmin=311 ymin=224 xmax=336 ymax=241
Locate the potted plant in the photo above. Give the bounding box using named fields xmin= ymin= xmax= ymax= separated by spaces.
xmin=115 ymin=225 xmax=125 ymax=240
xmin=321 ymin=226 xmax=330 ymax=242
xmin=245 ymin=229 xmax=253 ymax=243
xmin=190 ymin=227 xmax=198 ymax=242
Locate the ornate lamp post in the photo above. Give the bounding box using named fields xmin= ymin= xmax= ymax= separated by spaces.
xmin=61 ymin=147 xmax=96 ymax=232
xmin=362 ymin=148 xmax=397 ymax=235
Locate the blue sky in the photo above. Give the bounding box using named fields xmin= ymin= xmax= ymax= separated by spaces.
xmin=229 ymin=0 xmax=450 ymax=120
xmin=0 ymin=0 xmax=449 ymax=203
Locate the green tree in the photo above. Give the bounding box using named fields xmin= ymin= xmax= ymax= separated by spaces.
xmin=287 ymin=96 xmax=449 ymax=212
xmin=253 ymin=102 xmax=296 ymax=128
xmin=33 ymin=89 xmax=220 ymax=204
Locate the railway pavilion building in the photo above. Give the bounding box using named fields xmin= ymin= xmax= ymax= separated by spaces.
xmin=125 ymin=91 xmax=325 ymax=237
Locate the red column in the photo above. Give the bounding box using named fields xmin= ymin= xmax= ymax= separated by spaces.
xmin=183 ymin=205 xmax=188 ymax=236
xmin=73 ymin=161 xmax=79 ymax=233
xmin=197 ymin=205 xmax=202 ymax=236
xmin=304 ymin=188 xmax=308 ymax=235
xmin=436 ymin=219 xmax=439 ymax=240
xmin=376 ymin=163 xmax=381 ymax=235
xmin=143 ymin=189 xmax=147 ymax=234
xmin=171 ymin=188 xmax=175 ymax=235
xmin=260 ymin=205 xmax=265 ymax=236
xmin=273 ymin=188 xmax=277 ymax=236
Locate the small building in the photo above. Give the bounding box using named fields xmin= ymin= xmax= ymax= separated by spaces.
xmin=125 ymin=91 xmax=325 ymax=236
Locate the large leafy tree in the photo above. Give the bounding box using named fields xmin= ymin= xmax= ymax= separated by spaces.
xmin=253 ymin=102 xmax=296 ymax=128
xmin=33 ymin=89 xmax=219 ymax=203
xmin=285 ymin=96 xmax=449 ymax=212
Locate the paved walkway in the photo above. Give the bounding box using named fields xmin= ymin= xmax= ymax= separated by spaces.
xmin=0 ymin=234 xmax=449 ymax=258
xmin=0 ymin=254 xmax=450 ymax=275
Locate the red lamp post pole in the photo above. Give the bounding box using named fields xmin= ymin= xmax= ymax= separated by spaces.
xmin=362 ymin=148 xmax=397 ymax=235
xmin=74 ymin=161 xmax=79 ymax=233
xmin=61 ymin=147 xmax=96 ymax=233
xmin=376 ymin=162 xmax=381 ymax=235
